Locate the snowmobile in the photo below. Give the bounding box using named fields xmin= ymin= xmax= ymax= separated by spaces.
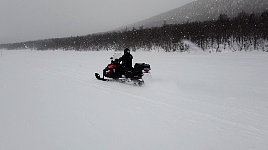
xmin=95 ymin=54 xmax=151 ymax=85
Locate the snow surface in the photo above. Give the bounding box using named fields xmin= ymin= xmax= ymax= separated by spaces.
xmin=0 ymin=50 xmax=268 ymax=150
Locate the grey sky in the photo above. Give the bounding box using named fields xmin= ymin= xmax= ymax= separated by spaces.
xmin=0 ymin=0 xmax=194 ymax=44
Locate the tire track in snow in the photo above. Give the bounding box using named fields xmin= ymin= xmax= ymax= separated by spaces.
xmin=92 ymin=80 xmax=268 ymax=137
xmin=40 ymin=65 xmax=268 ymax=138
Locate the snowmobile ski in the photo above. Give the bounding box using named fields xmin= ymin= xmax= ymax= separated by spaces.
xmin=95 ymin=73 xmax=107 ymax=81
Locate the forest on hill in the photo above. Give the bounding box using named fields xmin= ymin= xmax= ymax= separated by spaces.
xmin=1 ymin=11 xmax=268 ymax=52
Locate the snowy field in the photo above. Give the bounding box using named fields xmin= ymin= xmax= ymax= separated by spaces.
xmin=0 ymin=49 xmax=268 ymax=150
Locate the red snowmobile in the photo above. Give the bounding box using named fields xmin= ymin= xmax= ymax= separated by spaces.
xmin=95 ymin=55 xmax=150 ymax=85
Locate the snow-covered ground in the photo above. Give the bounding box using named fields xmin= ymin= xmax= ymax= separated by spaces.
xmin=0 ymin=50 xmax=268 ymax=150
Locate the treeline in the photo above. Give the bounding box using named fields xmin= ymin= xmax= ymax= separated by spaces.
xmin=1 ymin=11 xmax=268 ymax=52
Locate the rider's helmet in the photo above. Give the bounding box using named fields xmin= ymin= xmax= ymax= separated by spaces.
xmin=124 ymin=48 xmax=130 ymax=54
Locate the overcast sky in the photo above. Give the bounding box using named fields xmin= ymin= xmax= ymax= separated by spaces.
xmin=0 ymin=0 xmax=194 ymax=44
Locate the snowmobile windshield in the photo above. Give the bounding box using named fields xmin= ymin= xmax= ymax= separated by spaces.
xmin=110 ymin=53 xmax=122 ymax=62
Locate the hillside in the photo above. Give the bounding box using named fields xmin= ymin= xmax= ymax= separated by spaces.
xmin=1 ymin=11 xmax=267 ymax=52
xmin=126 ymin=0 xmax=268 ymax=29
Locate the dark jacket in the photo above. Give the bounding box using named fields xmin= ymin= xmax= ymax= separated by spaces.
xmin=119 ymin=53 xmax=133 ymax=69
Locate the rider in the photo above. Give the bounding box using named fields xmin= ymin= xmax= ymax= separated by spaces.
xmin=119 ymin=48 xmax=133 ymax=77
xmin=119 ymin=48 xmax=133 ymax=70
